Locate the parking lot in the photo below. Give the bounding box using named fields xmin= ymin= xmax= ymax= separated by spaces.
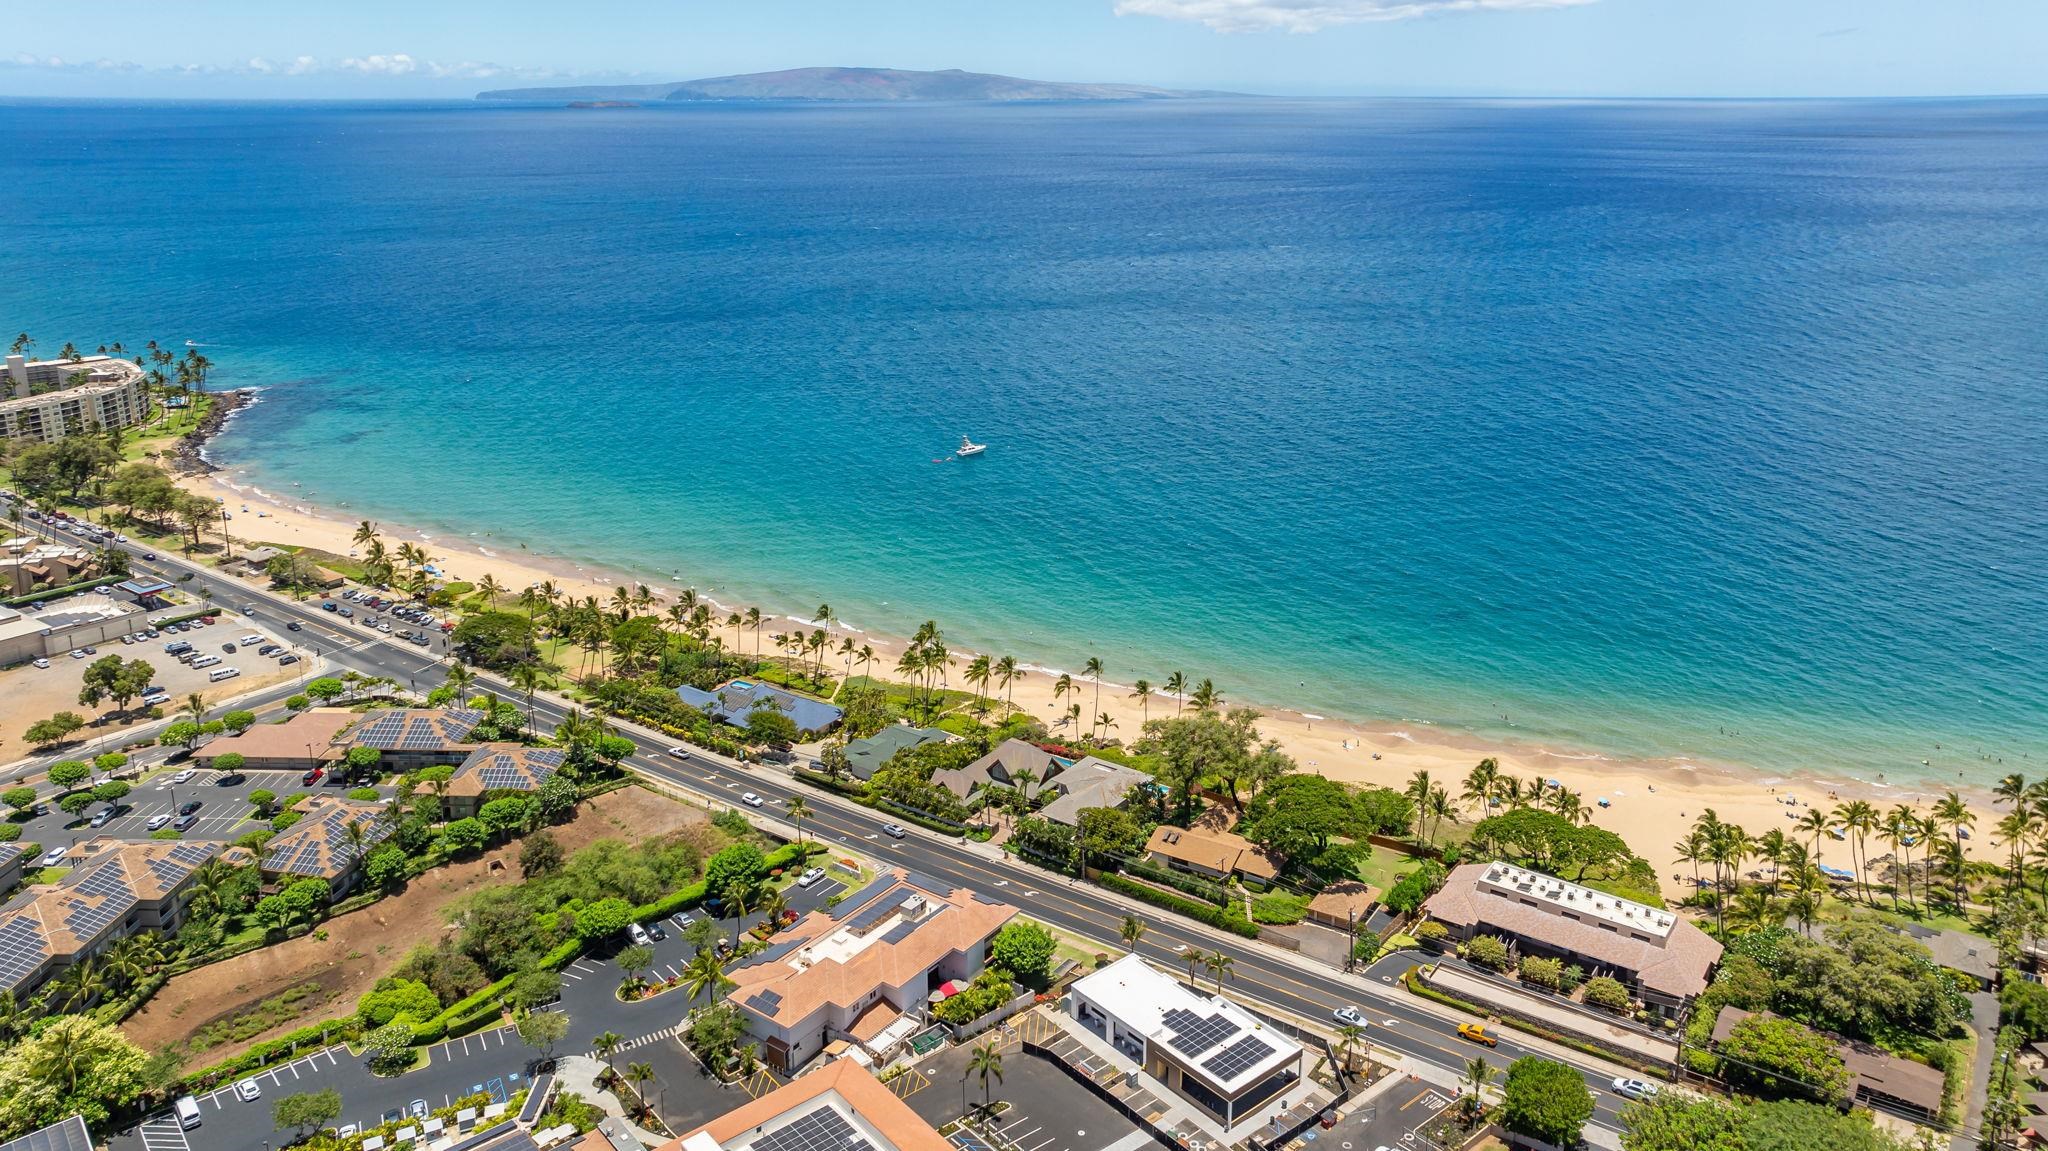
xmin=905 ymin=1033 xmax=1145 ymax=1151
xmin=111 ymin=1025 xmax=536 ymax=1151
xmin=1323 ymin=1082 xmax=1457 ymax=1151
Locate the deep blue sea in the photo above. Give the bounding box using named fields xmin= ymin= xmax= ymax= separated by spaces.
xmin=3 ymin=98 xmax=2043 ymax=785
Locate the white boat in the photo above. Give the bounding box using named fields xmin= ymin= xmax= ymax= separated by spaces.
xmin=955 ymin=435 xmax=986 ymax=457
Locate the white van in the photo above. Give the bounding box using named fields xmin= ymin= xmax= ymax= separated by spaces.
xmin=208 ymin=667 xmax=241 ymax=683
xmin=174 ymin=1095 xmax=203 ymax=1130
xmin=189 ymin=654 xmax=221 ymax=669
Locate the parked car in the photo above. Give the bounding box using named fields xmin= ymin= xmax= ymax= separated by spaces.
xmin=302 ymin=767 xmax=324 ymax=785
xmin=881 ymin=823 xmax=908 ymax=839
xmin=234 ymin=1079 xmax=262 ymax=1102
xmin=671 ymin=912 xmax=695 ymax=930
xmin=408 ymin=1100 xmax=429 ymax=1120
xmin=178 ymin=800 xmax=203 ymax=816
xmin=321 ymin=601 xmax=338 ymax=612
xmin=146 ymin=813 xmax=174 ymax=831
xmin=1611 ymin=1078 xmax=1660 ymax=1101
xmin=31 ymin=657 xmax=48 ymax=669
xmin=173 ymin=813 xmax=198 ymax=831
xmin=796 ymin=867 xmax=826 ymax=888
xmin=91 ymin=807 xmax=116 ymax=828
xmin=648 ymin=923 xmax=667 ymax=942
xmin=278 ymin=654 xmax=300 ymax=665
xmin=627 ymin=922 xmax=652 ymax=946
xmin=171 ymin=769 xmax=196 ymax=784
xmin=40 ymin=848 xmax=67 ymax=867
xmin=221 ymin=643 xmax=236 ymax=653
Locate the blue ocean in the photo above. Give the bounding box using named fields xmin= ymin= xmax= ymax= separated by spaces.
xmin=3 ymin=97 xmax=2043 ymax=784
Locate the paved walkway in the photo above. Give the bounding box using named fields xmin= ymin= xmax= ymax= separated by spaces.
xmin=1955 ymin=990 xmax=1999 ymax=1151
xmin=553 ymin=1055 xmax=668 ymax=1145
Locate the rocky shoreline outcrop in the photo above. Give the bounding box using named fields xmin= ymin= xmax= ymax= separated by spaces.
xmin=166 ymin=388 xmax=252 ymax=476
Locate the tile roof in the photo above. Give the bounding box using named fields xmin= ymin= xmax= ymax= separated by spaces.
xmin=445 ymin=743 xmax=566 ymax=797
xmin=345 ymin=707 xmax=486 ymax=752
xmin=665 ymin=1061 xmax=953 ymax=1151
xmin=931 ymin=739 xmax=1070 ymax=800
xmin=1306 ymin=881 xmax=1380 ymax=925
xmin=1894 ymin=922 xmax=1997 ymax=981
xmin=676 ymin=683 xmax=843 ymax=735
xmin=261 ymin=795 xmax=392 ymax=880
xmin=1036 ymin=757 xmax=1151 ymax=826
xmin=1144 ymin=824 xmax=1284 ymax=881
xmin=194 ymin=708 xmax=358 ymax=763
xmin=726 ymin=870 xmax=1016 ymax=1030
xmin=1425 ymin=864 xmax=1720 ymax=999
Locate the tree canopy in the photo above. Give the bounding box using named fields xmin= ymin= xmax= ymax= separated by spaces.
xmin=990 ymin=921 xmax=1057 ymax=984
xmin=0 ymin=1015 xmax=153 ymax=1136
xmin=1501 ymin=1056 xmax=1595 ymax=1148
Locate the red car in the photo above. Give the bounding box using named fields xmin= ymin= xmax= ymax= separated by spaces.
xmin=301 ymin=767 xmax=324 ymax=785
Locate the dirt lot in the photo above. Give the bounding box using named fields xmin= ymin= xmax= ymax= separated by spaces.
xmin=0 ymin=608 xmax=314 ymax=771
xmin=121 ymin=785 xmax=712 ymax=1064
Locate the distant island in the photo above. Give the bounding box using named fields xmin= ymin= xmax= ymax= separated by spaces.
xmin=477 ymin=66 xmax=1246 ymax=104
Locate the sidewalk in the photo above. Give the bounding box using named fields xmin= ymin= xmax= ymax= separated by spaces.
xmin=551 ymin=1055 xmax=668 ymax=1146
xmin=1421 ymin=963 xmax=1679 ymax=1066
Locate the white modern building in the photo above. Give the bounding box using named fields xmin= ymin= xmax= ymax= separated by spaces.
xmin=0 ymin=354 xmax=146 ymax=442
xmin=0 ymin=595 xmax=146 ymax=666
xmin=1068 ymin=953 xmax=1306 ymax=1130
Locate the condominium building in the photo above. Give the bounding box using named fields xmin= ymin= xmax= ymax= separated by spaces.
xmin=0 ymin=355 xmax=146 ymax=442
xmin=0 ymin=537 xmax=92 ymax=597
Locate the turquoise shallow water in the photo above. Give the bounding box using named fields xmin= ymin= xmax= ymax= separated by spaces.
xmin=2 ymin=97 xmax=2043 ymax=785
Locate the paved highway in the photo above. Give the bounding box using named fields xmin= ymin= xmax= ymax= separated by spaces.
xmin=22 ymin=511 xmax=1638 ymax=1134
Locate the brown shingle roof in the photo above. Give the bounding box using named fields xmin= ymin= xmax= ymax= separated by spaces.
xmin=1144 ymin=825 xmax=1284 ymax=881
xmin=1424 ymin=863 xmax=1720 ymax=999
xmin=931 ymin=739 xmax=1068 ymax=800
xmin=665 ymin=1061 xmax=952 ymax=1151
xmin=1307 ymin=881 xmax=1379 ymax=925
xmin=194 ymin=708 xmax=358 ymax=763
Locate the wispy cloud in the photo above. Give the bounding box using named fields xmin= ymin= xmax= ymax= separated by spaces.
xmin=4 ymin=51 xmax=577 ymax=82
xmin=1114 ymin=0 xmax=1596 ymax=34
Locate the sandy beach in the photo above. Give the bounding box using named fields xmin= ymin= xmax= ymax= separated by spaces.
xmin=181 ymin=466 xmax=2007 ymax=886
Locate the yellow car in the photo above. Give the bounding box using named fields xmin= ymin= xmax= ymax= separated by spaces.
xmin=1457 ymin=1022 xmax=1499 ymax=1047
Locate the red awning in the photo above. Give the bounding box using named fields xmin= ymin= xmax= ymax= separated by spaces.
xmin=937 ymin=980 xmax=963 ymax=999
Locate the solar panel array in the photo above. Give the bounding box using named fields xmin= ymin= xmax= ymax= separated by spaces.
xmin=905 ymin=872 xmax=954 ymax=898
xmin=59 ymin=892 xmax=123 ymax=944
xmin=746 ymin=990 xmax=783 ymax=1014
xmin=844 ymin=891 xmax=911 ymax=936
xmin=830 ymin=877 xmax=894 ymax=921
xmin=880 ymin=905 xmax=946 ymax=946
xmin=471 ymin=748 xmax=562 ymax=791
xmin=735 ymin=938 xmax=804 ymax=971
xmin=353 ymin=708 xmax=484 ymax=750
xmin=143 ymin=842 xmax=218 ymax=893
xmin=264 ymin=802 xmax=392 ymax=875
xmin=0 ymin=915 xmax=50 ymax=991
xmin=1162 ymin=1008 xmax=1241 ymax=1057
xmin=750 ymin=1108 xmax=876 ymax=1151
xmin=0 ymin=1113 xmax=93 ymax=1151
xmin=1202 ymin=1036 xmax=1278 ymax=1081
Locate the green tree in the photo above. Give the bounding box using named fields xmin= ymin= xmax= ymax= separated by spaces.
xmin=968 ymin=1039 xmax=1005 ymax=1116
xmin=212 ymin=752 xmax=247 ymax=777
xmin=364 ymin=1023 xmax=415 ymax=1075
xmin=58 ymin=792 xmax=96 ymax=817
xmin=990 ymin=921 xmax=1058 ymax=984
xmin=45 ymin=760 xmax=89 ymax=789
xmin=1240 ymin=772 xmax=1366 ymax=862
xmin=575 ymin=897 xmax=634 ymax=942
xmin=23 ymin=713 xmax=86 ymax=748
xmin=1501 ymin=1057 xmax=1595 ymax=1148
xmin=1615 ymin=1093 xmax=1746 ymax=1151
xmin=304 ymin=677 xmax=346 ymax=703
xmin=743 ymin=707 xmax=799 ymax=747
xmin=90 ymin=780 xmax=131 ymax=804
xmin=363 ymin=845 xmax=410 ymax=890
xmin=272 ymin=1089 xmax=343 ymax=1139
xmin=509 ymin=969 xmax=562 ymax=1013
xmin=156 ymin=721 xmax=202 ymax=750
xmin=2001 ymin=979 xmax=2048 ymax=1041
xmin=516 ymin=1009 xmax=570 ymax=1060
xmin=342 ymin=745 xmax=382 ymax=782
xmin=704 ymin=843 xmax=766 ymax=902
xmin=0 ymin=1014 xmax=152 ymax=1135
xmin=479 ymin=797 xmax=532 ymax=839
xmin=220 ymin=709 xmax=257 ymax=734
xmin=533 ymin=776 xmax=579 ymax=824
xmin=1465 ymin=934 xmax=1512 ymax=971
xmin=451 ymin=611 xmax=539 ymax=670
xmin=439 ymin=817 xmax=489 ymax=855
xmin=520 ymin=829 xmax=565 ymax=877
xmin=1719 ymin=1014 xmax=1848 ymax=1100
xmin=1 ymin=788 xmax=35 ymax=812
xmin=1581 ymin=976 xmax=1632 ymax=1013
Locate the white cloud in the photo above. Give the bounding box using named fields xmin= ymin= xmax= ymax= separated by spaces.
xmin=339 ymin=53 xmax=419 ymax=75
xmin=286 ymin=56 xmax=320 ymax=75
xmin=247 ymin=57 xmax=274 ymax=73
xmin=1115 ymin=0 xmax=1595 ymax=34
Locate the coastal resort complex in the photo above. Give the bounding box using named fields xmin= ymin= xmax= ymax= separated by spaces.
xmin=725 ymin=869 xmax=1018 ymax=1074
xmin=664 ymin=1060 xmax=952 ymax=1151
xmin=1068 ymin=953 xmax=1307 ymax=1132
xmin=0 ymin=353 xmax=145 ymax=442
xmin=258 ymin=794 xmax=394 ymax=899
xmin=1421 ymin=862 xmax=1724 ymax=1016
xmin=436 ymin=744 xmax=566 ymax=819
xmin=0 ymin=839 xmax=249 ymax=1001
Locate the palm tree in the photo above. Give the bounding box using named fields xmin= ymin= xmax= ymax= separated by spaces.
xmin=1164 ymin=671 xmax=1188 ymax=717
xmin=1204 ymin=950 xmax=1234 ymax=992
xmin=1129 ymin=679 xmax=1153 ymax=725
xmin=353 ymin=520 xmax=380 ymax=549
xmin=995 ymin=656 xmax=1019 ymax=715
xmin=1795 ymin=807 xmax=1834 ymax=857
xmin=1835 ymin=800 xmax=1877 ymax=903
xmin=1120 ymin=914 xmax=1146 ymax=951
xmin=1462 ymin=1056 xmax=1493 ymax=1115
xmin=966 ymin=655 xmax=993 ymax=716
xmin=1405 ymin=770 xmax=1433 ymax=822
xmin=1996 ymin=773 xmax=2029 ymax=808
xmin=759 ymin=890 xmax=789 ymax=936
xmin=1674 ymin=829 xmax=1707 ymax=896
xmin=683 ymin=948 xmax=728 ymax=1003
xmin=1933 ymin=790 xmax=1974 ymax=907
xmin=1096 ymin=712 xmax=1118 ymax=745
xmin=1052 ymin=673 xmax=1073 ymax=718
xmin=1083 ymin=657 xmax=1105 ymax=737
xmin=785 ymin=795 xmax=811 ymax=847
xmin=968 ymin=1040 xmax=1004 ymax=1118
xmin=1189 ymin=679 xmax=1221 ymax=712
xmin=1010 ymin=769 xmax=1039 ymax=810
xmin=722 ymin=878 xmax=752 ymax=943
xmin=1756 ymin=829 xmax=1790 ymax=892
xmin=1426 ymin=787 xmax=1455 ymax=848
xmin=477 ymin=573 xmax=505 ymax=610
xmin=1182 ymin=947 xmax=1206 ymax=986
xmin=1462 ymin=758 xmax=1500 ymax=818
xmin=592 ymin=1031 xmax=624 ymax=1081
xmin=509 ymin=663 xmax=546 ymax=736
xmin=625 ymin=1062 xmax=656 ymax=1120
xmin=1884 ymin=805 xmax=1918 ymax=910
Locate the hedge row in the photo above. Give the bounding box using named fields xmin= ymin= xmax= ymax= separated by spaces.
xmin=2 ymin=574 xmax=123 ymax=606
xmin=1115 ymin=856 xmax=1230 ymax=905
xmin=185 ymin=1015 xmax=364 ymax=1090
xmin=1097 ymin=872 xmax=1259 ymax=938
xmin=1399 ymin=967 xmax=1672 ymax=1079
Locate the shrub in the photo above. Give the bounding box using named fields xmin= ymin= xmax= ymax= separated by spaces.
xmin=1415 ymin=920 xmax=1449 ymax=943
xmin=932 ymin=968 xmax=1014 ymax=1025
xmin=990 ymin=922 xmax=1057 ymax=985
xmin=1465 ymin=934 xmax=1512 ymax=971
xmin=1095 ymin=872 xmax=1260 ymax=938
xmin=1582 ymin=976 xmax=1631 ymax=1012
xmin=1521 ymin=956 xmax=1562 ymax=990
xmin=357 ymin=978 xmax=441 ymax=1027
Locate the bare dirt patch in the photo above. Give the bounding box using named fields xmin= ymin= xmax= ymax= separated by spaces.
xmin=121 ymin=785 xmax=707 ymax=1064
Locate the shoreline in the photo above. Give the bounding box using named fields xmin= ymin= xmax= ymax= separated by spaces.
xmin=171 ymin=452 xmax=2011 ymax=887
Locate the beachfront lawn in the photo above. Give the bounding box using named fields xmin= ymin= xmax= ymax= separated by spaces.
xmin=1352 ymin=844 xmax=1434 ymax=892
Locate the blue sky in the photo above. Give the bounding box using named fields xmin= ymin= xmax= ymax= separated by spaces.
xmin=3 ymin=0 xmax=2043 ymax=99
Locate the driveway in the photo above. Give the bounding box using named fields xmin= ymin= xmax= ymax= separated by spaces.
xmin=907 ymin=1036 xmax=1139 ymax=1151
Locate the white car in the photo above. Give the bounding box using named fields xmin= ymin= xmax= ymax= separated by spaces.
xmin=741 ymin=792 xmax=764 ymax=808
xmin=234 ymin=1078 xmax=262 ymax=1102
xmin=31 ymin=657 xmax=48 ymax=669
xmin=146 ymin=813 xmax=174 ymax=831
xmin=171 ymin=769 xmax=196 ymax=784
xmin=1332 ymin=1006 xmax=1368 ymax=1028
xmin=1611 ymin=1077 xmax=1660 ymax=1101
xmin=240 ymin=634 xmax=263 ymax=646
xmin=667 ymin=747 xmax=691 ymax=759
xmin=40 ymin=848 xmax=67 ymax=867
xmin=796 ymin=867 xmax=826 ymax=888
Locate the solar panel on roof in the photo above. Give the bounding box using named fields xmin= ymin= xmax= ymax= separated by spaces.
xmin=0 ymin=1112 xmax=94 ymax=1151
xmin=1202 ymin=1035 xmax=1277 ymax=1081
xmin=62 ymin=894 xmax=124 ymax=941
xmin=0 ymin=916 xmax=50 ymax=991
xmin=734 ymin=938 xmax=804 ymax=970
xmin=1163 ymin=1008 xmax=1241 ymax=1057
xmin=844 ymin=893 xmax=910 ymax=935
xmin=746 ymin=990 xmax=782 ymax=1013
xmin=751 ymin=1107 xmax=876 ymax=1151
xmin=904 ymin=872 xmax=954 ymax=898
xmin=831 ymin=877 xmax=894 ymax=920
